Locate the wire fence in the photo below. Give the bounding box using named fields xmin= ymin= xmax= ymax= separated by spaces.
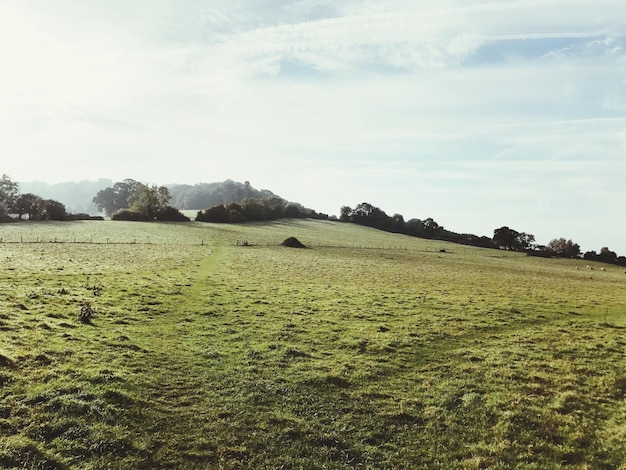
xmin=0 ymin=236 xmax=211 ymax=246
xmin=0 ymin=237 xmax=446 ymax=252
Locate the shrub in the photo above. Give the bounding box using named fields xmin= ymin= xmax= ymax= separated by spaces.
xmin=66 ymin=213 xmax=104 ymax=221
xmin=111 ymin=210 xmax=150 ymax=221
xmin=155 ymin=206 xmax=190 ymax=222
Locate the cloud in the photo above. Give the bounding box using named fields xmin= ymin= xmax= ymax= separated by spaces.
xmin=191 ymin=0 xmax=625 ymax=75
xmin=0 ymin=0 xmax=625 ymax=253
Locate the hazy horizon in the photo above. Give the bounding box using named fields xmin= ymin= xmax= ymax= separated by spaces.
xmin=2 ymin=1 xmax=625 ymax=255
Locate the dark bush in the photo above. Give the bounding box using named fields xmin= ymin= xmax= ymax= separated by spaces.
xmin=66 ymin=213 xmax=104 ymax=221
xmin=195 ymin=204 xmax=228 ymax=222
xmin=156 ymin=206 xmax=190 ymax=222
xmin=111 ymin=210 xmax=151 ymax=221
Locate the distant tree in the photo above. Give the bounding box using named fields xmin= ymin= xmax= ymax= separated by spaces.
xmin=354 ymin=203 xmax=391 ymax=228
xmin=493 ymin=226 xmax=518 ymax=250
xmin=0 ymin=174 xmax=19 ymax=216
xmin=12 ymin=193 xmax=45 ymax=220
xmin=493 ymin=226 xmax=534 ymax=251
xmin=168 ymin=180 xmax=280 ymax=210
xmin=583 ymin=248 xmax=619 ymax=264
xmin=263 ymin=196 xmax=287 ymax=219
xmin=225 ymin=202 xmax=244 ymax=223
xmin=598 ymin=247 xmax=618 ymax=264
xmin=128 ymin=184 xmax=171 ymax=219
xmin=391 ymin=213 xmax=405 ymax=232
xmin=196 ymin=204 xmax=229 ymax=223
xmin=518 ymin=232 xmax=536 ymax=251
xmin=339 ymin=206 xmax=352 ymax=222
xmin=404 ymin=218 xmax=425 ymax=237
xmin=44 ymin=199 xmax=67 ymax=221
xmin=583 ymin=250 xmax=597 ymax=261
xmin=547 ymin=238 xmax=581 ymax=258
xmin=284 ymin=202 xmax=305 ymax=218
xmin=92 ymin=187 xmax=118 ymax=215
xmin=93 ymin=179 xmax=141 ymax=216
xmin=240 ymin=198 xmax=268 ymax=221
xmin=423 ymin=218 xmax=443 ymax=238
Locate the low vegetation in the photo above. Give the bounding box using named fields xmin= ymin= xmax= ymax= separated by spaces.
xmin=1 ymin=219 xmax=626 ymax=468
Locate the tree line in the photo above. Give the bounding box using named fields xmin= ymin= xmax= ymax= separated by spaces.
xmin=92 ymin=178 xmax=330 ymax=222
xmin=0 ymin=174 xmax=100 ymax=222
xmin=340 ymin=202 xmax=626 ymax=267
xmin=3 ymin=174 xmax=624 ymax=267
xmin=168 ymin=180 xmax=278 ymax=210
xmin=92 ymin=179 xmax=189 ymax=221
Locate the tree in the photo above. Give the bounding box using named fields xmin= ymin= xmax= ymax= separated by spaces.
xmin=345 ymin=202 xmax=390 ymax=229
xmin=241 ymin=198 xmax=268 ymax=221
xmin=284 ymin=202 xmax=305 ymax=218
xmin=493 ymin=226 xmax=519 ymax=250
xmin=547 ymin=238 xmax=581 ymax=258
xmin=404 ymin=218 xmax=425 ymax=237
xmin=598 ymin=247 xmax=617 ymax=264
xmin=12 ymin=193 xmax=45 ymax=220
xmin=44 ymin=199 xmax=67 ymax=221
xmin=262 ymin=196 xmax=287 ymax=219
xmin=196 ymin=204 xmax=229 ymax=223
xmin=93 ymin=179 xmax=141 ymax=216
xmin=518 ymin=232 xmax=536 ymax=251
xmin=225 ymin=202 xmax=244 ymax=223
xmin=493 ymin=226 xmax=534 ymax=251
xmin=391 ymin=213 xmax=405 ymax=232
xmin=0 ymin=174 xmax=19 ymax=216
xmin=339 ymin=206 xmax=352 ymax=222
xmin=128 ymin=184 xmax=171 ymax=219
xmin=423 ymin=218 xmax=442 ymax=238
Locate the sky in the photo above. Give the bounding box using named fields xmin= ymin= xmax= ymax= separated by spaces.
xmin=1 ymin=0 xmax=625 ymax=254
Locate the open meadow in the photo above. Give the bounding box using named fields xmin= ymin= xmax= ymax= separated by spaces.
xmin=1 ymin=219 xmax=626 ymax=469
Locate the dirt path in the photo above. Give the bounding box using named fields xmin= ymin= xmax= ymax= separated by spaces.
xmin=127 ymin=243 xmax=231 ymax=468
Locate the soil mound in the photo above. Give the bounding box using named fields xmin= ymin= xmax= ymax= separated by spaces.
xmin=281 ymin=237 xmax=306 ymax=248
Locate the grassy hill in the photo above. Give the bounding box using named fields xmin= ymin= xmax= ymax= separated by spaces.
xmin=1 ymin=219 xmax=625 ymax=469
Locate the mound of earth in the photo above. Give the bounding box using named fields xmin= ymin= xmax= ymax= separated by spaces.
xmin=281 ymin=237 xmax=306 ymax=248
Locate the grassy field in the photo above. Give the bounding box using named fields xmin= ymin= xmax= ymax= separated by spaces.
xmin=1 ymin=219 xmax=626 ymax=469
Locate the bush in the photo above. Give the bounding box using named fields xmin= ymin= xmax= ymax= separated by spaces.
xmin=111 ymin=210 xmax=151 ymax=221
xmin=66 ymin=213 xmax=104 ymax=221
xmin=156 ymin=206 xmax=190 ymax=222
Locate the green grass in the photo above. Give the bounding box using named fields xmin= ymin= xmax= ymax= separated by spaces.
xmin=1 ymin=219 xmax=626 ymax=469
